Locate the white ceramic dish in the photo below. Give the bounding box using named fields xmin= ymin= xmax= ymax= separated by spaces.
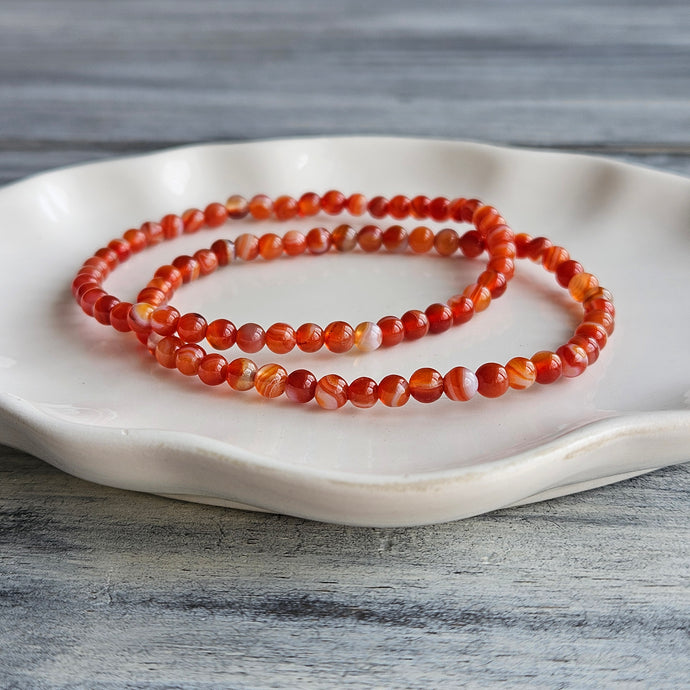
xmin=0 ymin=137 xmax=688 ymax=526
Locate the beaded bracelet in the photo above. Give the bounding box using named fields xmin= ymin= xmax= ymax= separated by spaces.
xmin=72 ymin=192 xmax=614 ymax=409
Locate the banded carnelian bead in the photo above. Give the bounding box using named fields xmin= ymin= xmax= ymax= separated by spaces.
xmin=225 ymin=195 xmax=249 ymax=219
xmin=155 ymin=335 xmax=182 ymax=369
xmin=226 ymin=358 xmax=257 ymax=391
xmin=282 ymin=230 xmax=307 ymax=256
xmin=306 ymin=227 xmax=332 ymax=254
xmin=258 ymin=233 xmax=284 ymax=260
xmin=463 ymin=284 xmax=491 ymax=312
xmin=575 ymin=322 xmax=608 ymax=350
xmin=505 ymin=357 xmax=537 ymax=390
xmin=568 ymin=334 xmax=600 ymax=365
xmin=473 ymin=206 xmax=505 ymax=234
xmin=409 ymin=368 xmax=444 ymax=403
xmin=81 ymin=255 xmax=107 ymax=273
xmin=177 ymin=313 xmax=207 ymax=343
xmin=556 ymin=343 xmax=588 ymax=378
xmin=127 ymin=302 xmax=155 ymax=334
xmin=348 ymin=377 xmax=378 ymax=408
xmin=408 ymin=226 xmax=434 ymax=253
xmin=182 ymin=208 xmax=205 ymax=234
xmin=583 ymin=292 xmax=615 ymax=317
xmin=160 ymin=214 xmax=184 ymax=239
xmin=447 ymin=295 xmax=475 ymax=325
xmin=108 ymin=238 xmax=131 ymax=262
xmin=378 ymin=374 xmax=410 ymax=408
xmin=443 ymin=366 xmax=479 ymax=401
xmin=475 ymin=363 xmax=510 ymax=398
xmin=151 ymin=305 xmax=180 ymax=336
xmin=298 ymin=192 xmax=321 ymax=217
xmin=254 ymin=364 xmax=288 ymax=398
xmin=477 ymin=269 xmax=507 ymax=298
xmin=428 ymin=197 xmax=450 ymax=221
xmin=235 ymin=233 xmax=260 ymax=261
xmin=321 ymin=190 xmax=346 ymax=215
xmin=155 ymin=265 xmax=183 ymax=290
xmin=434 ymin=228 xmax=459 ymax=256
xmin=80 ymin=288 xmax=107 ymax=316
xmin=332 ymin=224 xmax=357 ymax=252
xmin=525 ymin=236 xmax=552 ymax=262
xmin=265 ymin=322 xmax=297 ymax=354
xmin=377 ymin=316 xmax=405 ymax=347
xmin=410 ymin=195 xmax=430 ymax=219
xmin=315 ymin=375 xmax=349 ymax=410
xmin=401 ymin=310 xmax=429 ymax=340
xmin=459 ymin=198 xmax=481 ymax=223
xmin=198 ymin=353 xmax=229 ymax=386
xmin=324 ymin=321 xmax=355 ymax=353
xmin=382 ymin=225 xmax=408 ymax=252
xmin=584 ymin=309 xmax=615 ymax=336
xmin=542 ymin=245 xmax=570 ymax=272
xmin=93 ymin=294 xmax=120 ymax=325
xmin=146 ymin=277 xmax=173 ymax=297
xmin=248 ymin=194 xmax=273 ymax=220
xmin=354 ymin=322 xmax=383 ymax=352
xmin=368 ymin=196 xmax=389 ymax=218
xmin=357 ymin=225 xmax=383 ymax=252
xmin=515 ymin=233 xmax=532 ymax=258
xmin=193 ymin=248 xmax=219 ymax=276
xmin=109 ymin=302 xmax=133 ymax=332
xmin=204 ymin=202 xmax=228 ymax=228
xmin=296 ymin=323 xmax=324 ymax=352
xmin=236 ymin=323 xmax=266 ymax=353
xmin=388 ymin=195 xmax=411 ymax=219
xmin=569 ymin=272 xmax=600 ymax=302
xmin=487 ymin=257 xmax=515 ymax=279
xmin=172 ymin=255 xmax=200 ymax=283
xmin=347 ymin=193 xmax=367 ymax=216
xmin=556 ymin=259 xmax=583 ymax=288
xmin=72 ymin=273 xmax=98 ymax=299
xmin=123 ymin=228 xmax=147 ymax=253
xmin=206 ymin=319 xmax=237 ymax=350
xmin=425 ymin=303 xmax=453 ymax=334
xmin=94 ymin=247 xmax=119 ymax=270
xmin=531 ymin=351 xmax=562 ymax=384
xmin=140 ymin=221 xmax=163 ymax=246
xmin=458 ymin=230 xmax=484 ymax=258
xmin=273 ymin=195 xmax=298 ymax=221
xmin=176 ymin=343 xmax=206 ymax=376
xmin=285 ymin=369 xmax=317 ymax=404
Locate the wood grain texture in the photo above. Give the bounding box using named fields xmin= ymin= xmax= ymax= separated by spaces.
xmin=0 ymin=0 xmax=688 ymax=687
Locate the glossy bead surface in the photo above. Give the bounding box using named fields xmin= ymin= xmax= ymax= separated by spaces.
xmin=346 ymin=193 xmax=367 ymax=216
xmin=177 ymin=313 xmax=207 ymax=343
xmin=258 ymin=233 xmax=283 ymax=260
xmin=198 ymin=353 xmax=228 ymax=386
xmin=193 ymin=248 xmax=219 ymax=276
xmin=236 ymin=323 xmax=266 ymax=353
xmin=367 ymin=196 xmax=388 ymax=218
xmin=409 ymin=368 xmax=444 ymax=403
xmin=296 ymin=323 xmax=324 ymax=353
xmin=155 ymin=335 xmax=182 ymax=369
xmin=265 ymin=322 xmax=296 ymax=354
xmin=321 ymin=190 xmax=346 ymax=215
xmin=315 ymin=375 xmax=349 ymax=410
xmin=204 ymin=202 xmax=228 ymax=228
xmin=568 ymin=334 xmax=600 ymax=365
xmin=505 ymin=357 xmax=537 ymax=390
xmin=568 ymin=272 xmax=600 ymax=302
xmin=175 ymin=343 xmax=205 ymax=376
xmin=285 ymin=369 xmax=317 ymax=404
xmin=273 ymin=196 xmax=298 ymax=221
xmin=206 ymin=319 xmax=237 ymax=350
xmin=477 ymin=269 xmax=507 ymax=298
xmin=408 ymin=226 xmax=434 ymax=253
xmin=225 ymin=195 xmax=249 ymax=219
xmin=127 ymin=302 xmax=155 ymax=334
xmin=324 ymin=321 xmax=355 ymax=353
xmin=410 ymin=195 xmax=430 ymax=219
xmin=123 ymin=228 xmax=147 ymax=253
xmin=401 ymin=310 xmax=429 ymax=340
xmin=347 ymin=377 xmax=378 ymax=408
xmin=378 ymin=374 xmax=410 ymax=407
xmin=447 ymin=295 xmax=475 ymax=325
xmin=181 ymin=208 xmax=205 ymax=234
xmin=382 ymin=225 xmax=408 ymax=252
xmin=151 ymin=305 xmax=180 ymax=336
xmin=357 ymin=225 xmax=383 ymax=252
xmin=283 ymin=230 xmax=307 ymax=256
xmin=140 ymin=222 xmax=163 ymax=246
xmin=306 ymin=227 xmax=332 ymax=254
xmin=226 ymin=358 xmax=258 ymax=391
xmin=583 ymin=309 xmax=615 ymax=336
xmin=93 ymin=294 xmax=120 ymax=325
xmin=354 ymin=322 xmax=383 ymax=352
xmin=434 ymin=228 xmax=459 ymax=256
xmin=542 ymin=245 xmax=569 ymax=272
xmin=531 ymin=351 xmax=563 ymax=384
xmin=556 ymin=259 xmax=583 ymax=288
xmin=109 ymin=302 xmax=133 ymax=332
xmin=425 ymin=303 xmax=453 ymax=334
xmin=210 ymin=239 xmax=234 ymax=266
xmin=254 ymin=364 xmax=288 ymax=398
xmin=154 ymin=265 xmax=183 ymax=290
xmin=235 ymin=233 xmax=260 ymax=261
xmin=556 ymin=343 xmax=588 ymax=378
xmin=377 ymin=316 xmax=405 ymax=347
xmin=463 ymin=284 xmax=491 ymax=312
xmin=172 ymin=255 xmax=200 ymax=283
xmin=388 ymin=195 xmax=411 ymax=219
xmin=248 ymin=194 xmax=273 ymax=220
xmin=475 ymin=363 xmax=510 ymax=398
xmin=332 ymin=224 xmax=357 ymax=252
xmin=458 ymin=230 xmax=484 ymax=258
xmin=298 ymin=192 xmax=320 ymax=217
xmin=575 ymin=322 xmax=608 ymax=350
xmin=428 ymin=197 xmax=450 ymax=221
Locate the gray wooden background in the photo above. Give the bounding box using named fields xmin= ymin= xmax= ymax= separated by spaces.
xmin=1 ymin=1 xmax=688 ymax=687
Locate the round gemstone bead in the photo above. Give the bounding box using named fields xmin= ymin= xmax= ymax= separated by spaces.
xmin=254 ymin=364 xmax=288 ymax=398
xmin=321 ymin=190 xmax=346 ymax=215
xmin=123 ymin=228 xmax=147 ymax=253
xmin=235 ymin=234 xmax=260 ymax=261
xmin=198 ymin=353 xmax=229 ymax=386
xmin=425 ymin=303 xmax=453 ymax=334
xmin=175 ymin=343 xmax=206 ymax=376
xmin=172 ymin=255 xmax=200 ymax=283
xmin=324 ymin=321 xmax=355 ymax=353
xmin=181 ymin=208 xmax=205 ymax=233
xmin=556 ymin=259 xmax=584 ymax=288
xmin=332 ymin=224 xmax=357 ymax=252
xmin=410 ymin=195 xmax=430 ymax=219
xmin=109 ymin=302 xmax=133 ymax=332
xmin=443 ymin=366 xmax=478 ymax=401
xmin=434 ymin=228 xmax=459 ymax=256
xmin=568 ymin=272 xmax=600 ymax=302
xmin=210 ymin=239 xmax=235 ymax=266
xmin=236 ymin=323 xmax=266 ymax=353
xmin=206 ymin=319 xmax=237 ymax=350
xmin=265 ymin=322 xmax=296 ymax=354
xmin=475 ymin=363 xmax=510 ymax=398
xmin=568 ymin=334 xmax=600 ymax=365
xmin=285 ymin=369 xmax=317 ymax=404
xmin=408 ymin=226 xmax=434 ymax=253
xmin=306 ymin=227 xmax=332 ymax=254
xmin=298 ymin=192 xmax=320 ymax=216
xmin=531 ymin=351 xmax=563 ymax=384
xmin=556 ymin=343 xmax=588 ymax=378
xmin=177 ymin=313 xmax=207 ymax=343
xmin=401 ymin=310 xmax=429 ymax=340
xmin=248 ymin=194 xmax=273 ymax=220
xmin=458 ymin=230 xmax=484 ymax=258
xmin=347 ymin=377 xmax=378 ymax=408
xmin=357 ymin=225 xmax=383 ymax=252
xmin=347 ymin=193 xmax=367 ymax=216
xmin=127 ymin=302 xmax=155 ymax=334
xmin=226 ymin=358 xmax=258 ymax=391
xmin=377 ymin=316 xmax=405 ymax=347
xmin=368 ymin=196 xmax=389 ymax=218
xmin=575 ymin=322 xmax=608 ymax=350
xmin=225 ymin=195 xmax=249 ymax=219
xmin=378 ymin=374 xmax=410 ymax=407
xmin=315 ymin=375 xmax=349 ymax=410
xmin=204 ymin=202 xmax=228 ymax=228
xmin=258 ymin=233 xmax=284 ymax=260
xmin=505 ymin=357 xmax=537 ymax=390
xmin=541 ymin=245 xmax=569 ymax=272
xmin=155 ymin=335 xmax=182 ymax=369
xmin=382 ymin=225 xmax=408 ymax=252
xmin=463 ymin=284 xmax=491 ymax=312
xmin=283 ymin=230 xmax=307 ymax=256
xmin=429 ymin=197 xmax=450 ymax=221
xmin=273 ymin=196 xmax=298 ymax=221
xmin=353 ymin=321 xmax=383 ymax=352
xmin=296 ymin=323 xmax=324 ymax=353
xmin=388 ymin=195 xmax=411 ymax=219
xmin=93 ymin=294 xmax=120 ymax=325
xmin=409 ymin=368 xmax=444 ymax=403
xmin=151 ymin=306 xmax=180 ymax=336
xmin=447 ymin=295 xmax=475 ymax=325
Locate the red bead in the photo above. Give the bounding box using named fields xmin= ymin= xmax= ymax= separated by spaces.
xmin=161 ymin=214 xmax=184 ymax=239
xmin=140 ymin=221 xmax=163 ymax=246
xmin=154 ymin=265 xmax=183 ymax=290
xmin=434 ymin=228 xmax=459 ymax=256
xmin=347 ymin=193 xmax=367 ymax=216
xmin=409 ymin=368 xmax=444 ymax=403
xmin=258 ymin=233 xmax=284 ymax=260
xmin=556 ymin=259 xmax=584 ymax=288
xmin=378 ymin=374 xmax=410 ymax=407
xmin=306 ymin=227 xmax=332 ymax=254
xmin=204 ymin=202 xmax=228 ymax=228
xmin=172 ymin=255 xmax=200 ymax=283
xmin=177 ymin=312 xmax=207 ymax=343
xmin=401 ymin=310 xmax=429 ymax=340
xmin=458 ymin=230 xmax=484 ymax=258
xmin=542 ymin=245 xmax=570 ymax=272
xmin=473 ymin=205 xmax=505 ymax=234
xmin=463 ymin=283 xmax=491 ymax=312
xmin=209 ymin=238 xmax=234 ymax=267
xmin=235 ymin=233 xmax=260 ymax=261
xmin=285 ymin=369 xmax=317 ymax=404
xmin=321 ymin=190 xmax=346 ymax=215
xmin=273 ymin=195 xmax=298 ymax=221
xmin=475 ymin=362 xmax=510 ymax=398
xmin=93 ymin=294 xmax=120 ymax=325
xmin=226 ymin=195 xmax=249 ymax=219
xmin=569 ymin=273 xmax=600 ymax=302
xmin=584 ymin=309 xmax=615 ymax=336
xmin=283 ymin=230 xmax=307 ymax=256
xmin=428 ymin=197 xmax=450 ymax=221
xmin=206 ymin=319 xmax=237 ymax=350
xmin=568 ymin=334 xmax=600 ymax=365
xmin=315 ymin=375 xmax=349 ymax=410
xmin=94 ymin=247 xmax=119 ymax=271
xmin=248 ymin=194 xmax=273 ymax=220
xmin=515 ymin=233 xmax=532 ymax=258
xmin=575 ymin=321 xmax=608 ymax=350
xmin=377 ymin=316 xmax=405 ymax=347
xmin=556 ymin=343 xmax=588 ymax=378
xmin=382 ymin=225 xmax=408 ymax=252
xmin=332 ymin=224 xmax=358 ymax=252
xmin=182 ymin=208 xmax=205 ymax=234
xmin=357 ymin=225 xmax=383 ymax=252
xmin=265 ymin=323 xmax=296 ymax=354
xmin=408 ymin=226 xmax=434 ymax=253
xmin=109 ymin=302 xmax=133 ymax=332
xmin=525 ymin=236 xmax=552 ymax=261
xmin=236 ymin=323 xmax=266 ymax=353
xmin=155 ymin=335 xmax=182 ymax=369
xmin=127 ymin=302 xmax=154 ymax=334
xmin=80 ymin=287 xmax=107 ymax=316
xmin=198 ymin=353 xmax=229 ymax=386
xmin=410 ymin=195 xmax=430 ymax=219
xmin=298 ymin=192 xmax=321 ymax=216
xmin=296 ymin=323 xmax=324 ymax=352
xmin=151 ymin=306 xmax=180 ymax=336
xmin=347 ymin=377 xmax=378 ymax=408
xmin=459 ymin=198 xmax=481 ymax=223
xmin=367 ymin=196 xmax=388 ymax=218
xmin=323 ymin=321 xmax=355 ymax=353
xmin=108 ymin=238 xmax=131 ymax=262
xmin=425 ymin=303 xmax=453 ymax=334
xmin=388 ymin=195 xmax=411 ymax=219
xmin=176 ymin=343 xmax=206 ymax=376
xmin=226 ymin=358 xmax=257 ymax=391
xmin=531 ymin=351 xmax=563 ymax=384
xmin=254 ymin=364 xmax=288 ymax=398
xmin=443 ymin=367 xmax=479 ymax=401
xmin=477 ymin=269 xmax=507 ymax=298
xmin=123 ymin=228 xmax=147 ymax=253
xmin=193 ymin=249 xmax=219 ymax=276
xmin=447 ymin=295 xmax=475 ymax=325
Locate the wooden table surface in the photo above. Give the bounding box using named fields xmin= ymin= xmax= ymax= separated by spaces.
xmin=1 ymin=2 xmax=688 ymax=687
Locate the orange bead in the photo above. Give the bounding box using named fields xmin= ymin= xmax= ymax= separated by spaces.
xmin=347 ymin=377 xmax=378 ymax=408
xmin=487 ymin=257 xmax=515 ymax=279
xmin=110 ymin=301 xmax=133 ymax=332
xmin=346 ymin=193 xmax=367 ymax=215
xmin=177 ymin=312 xmax=207 ymax=343
xmin=210 ymin=239 xmax=235 ymax=266
xmin=151 ymin=305 xmax=180 ymax=336
xmin=568 ymin=272 xmax=600 ymax=301
xmin=315 ymin=375 xmax=349 ymax=410
xmin=447 ymin=295 xmax=475 ymax=325
xmin=357 ymin=225 xmax=382 ymax=252
xmin=382 ymin=225 xmax=408 ymax=252
xmin=368 ymin=196 xmax=388 ymax=218
xmin=354 ymin=322 xmax=383 ymax=352
xmin=80 ymin=287 xmax=107 ymax=316
xmin=298 ymin=192 xmax=320 ymax=216
xmin=377 ymin=316 xmax=405 ymax=347
xmin=473 ymin=205 xmax=505 ymax=234
xmin=458 ymin=230 xmax=484 ymax=258
xmin=542 ymin=245 xmax=569 ymax=272
xmin=332 ymin=224 xmax=357 ymax=252
xmin=408 ymin=226 xmax=434 ymax=253
xmin=140 ymin=221 xmax=163 ymax=246
xmin=206 ymin=319 xmax=237 ymax=350
xmin=172 ymin=255 xmax=200 ymax=283
xmin=94 ymin=247 xmax=119 ymax=271
xmin=409 ymin=368 xmax=444 ymax=403
xmin=505 ymin=357 xmax=537 ymax=390
xmin=182 ymin=208 xmax=205 ymax=234
xmin=236 ymin=323 xmax=266 ymax=353
xmin=525 ymin=236 xmax=552 ymax=261
xmin=388 ymin=195 xmax=411 ymax=219
xmin=204 ymin=202 xmax=228 ymax=228
xmin=556 ymin=343 xmax=588 ymax=378
xmin=273 ymin=195 xmax=298 ymax=221
xmin=477 ymin=269 xmax=507 ymax=298
xmin=93 ymin=294 xmax=120 ymax=325
xmin=575 ymin=322 xmax=608 ymax=350
xmin=265 ymin=322 xmax=296 ymax=354
xmin=425 ymin=303 xmax=453 ymax=334
xmin=434 ymin=228 xmax=459 ymax=256
xmin=248 ymin=194 xmax=273 ymax=220
xmin=254 ymin=364 xmax=288 ymax=398
xmin=443 ymin=366 xmax=478 ymax=401
xmin=155 ymin=335 xmax=182 ymax=369
xmin=475 ymin=362 xmax=510 ymax=398
xmin=258 ymin=233 xmax=284 ymax=260
xmin=463 ymin=284 xmax=491 ymax=312
xmin=136 ymin=287 xmax=166 ymax=307
xmin=225 ymin=195 xmax=249 ymax=219
xmin=283 ymin=230 xmax=307 ymax=256
xmin=193 ymin=248 xmax=219 ymax=276
xmin=226 ymin=358 xmax=257 ymax=391
xmin=154 ymin=265 xmax=183 ymax=290
xmin=584 ymin=309 xmax=615 ymax=336
xmin=296 ymin=323 xmax=324 ymax=352
xmin=108 ymin=238 xmax=131 ymax=262
xmin=176 ymin=343 xmax=206 ymax=376
xmin=235 ymin=233 xmax=260 ymax=261
xmin=123 ymin=228 xmax=147 ymax=253
xmin=198 ymin=353 xmax=229 ymax=386
xmin=531 ymin=351 xmax=562 ymax=384
xmin=568 ymin=334 xmax=600 ymax=365
xmin=306 ymin=227 xmax=332 ymax=254
xmin=401 ymin=310 xmax=429 ymax=340
xmin=285 ymin=369 xmax=317 ymax=404
xmin=324 ymin=321 xmax=354 ymax=353
xmin=378 ymin=374 xmax=410 ymax=407
xmin=321 ymin=190 xmax=346 ymax=215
